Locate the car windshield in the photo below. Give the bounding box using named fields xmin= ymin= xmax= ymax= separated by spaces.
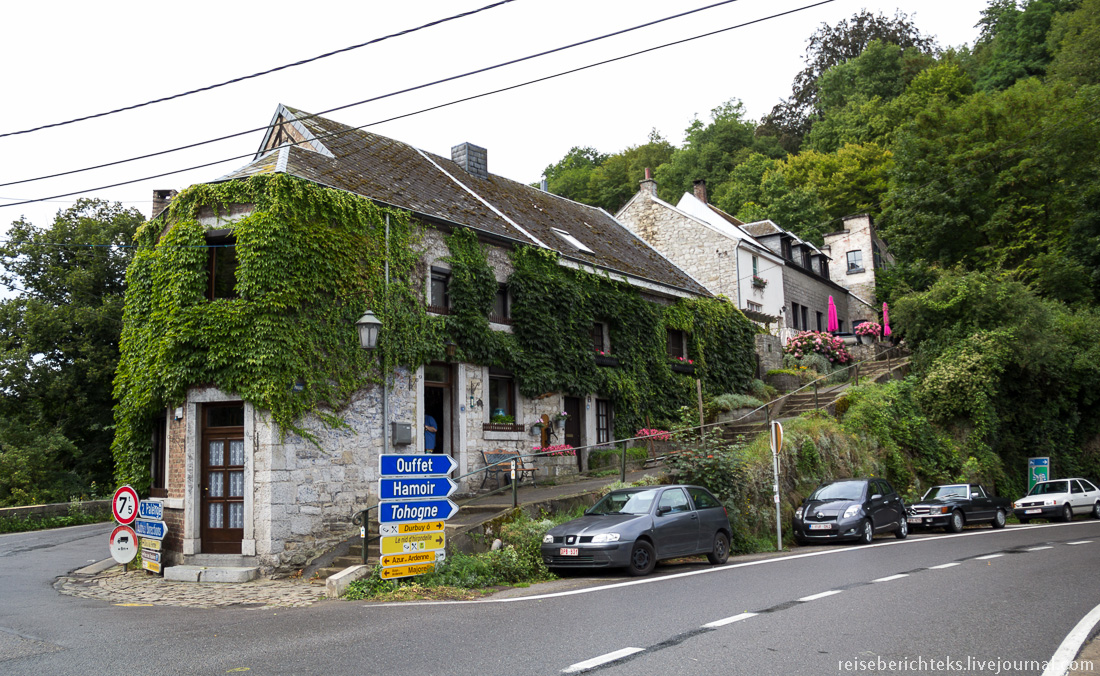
xmin=809 ymin=481 xmax=865 ymax=502
xmin=588 ymin=489 xmax=659 ymax=515
xmin=1028 ymin=481 xmax=1070 ymax=496
xmin=923 ymin=485 xmax=968 ymax=500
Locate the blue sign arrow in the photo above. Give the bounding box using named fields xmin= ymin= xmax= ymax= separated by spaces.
xmin=134 ymin=518 xmax=168 ymax=540
xmin=379 ymin=454 xmax=457 ymax=478
xmin=379 ymin=477 xmax=457 ymax=501
xmin=378 ymin=499 xmax=459 ymax=524
xmin=138 ymin=500 xmax=163 ymax=521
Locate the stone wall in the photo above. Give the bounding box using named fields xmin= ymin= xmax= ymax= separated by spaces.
xmin=782 ymin=266 xmax=853 ymax=333
xmin=618 ymin=192 xmax=738 ymax=298
xmin=754 ymin=333 xmax=783 ymax=377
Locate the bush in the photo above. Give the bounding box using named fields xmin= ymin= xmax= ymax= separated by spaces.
xmin=710 ymin=393 xmax=765 ymax=412
xmin=784 ymin=331 xmax=852 ymax=366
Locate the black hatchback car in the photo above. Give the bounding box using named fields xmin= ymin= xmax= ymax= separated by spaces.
xmin=541 ymin=485 xmax=731 ymax=576
xmin=793 ymin=478 xmax=908 ymax=545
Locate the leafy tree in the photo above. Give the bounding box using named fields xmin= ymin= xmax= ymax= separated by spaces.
xmin=0 ymin=199 xmax=143 ymax=502
xmin=968 ymin=0 xmax=1080 ymax=91
xmin=589 ymin=131 xmax=674 ymax=212
xmin=761 ymin=10 xmax=936 ymax=151
xmin=542 ymin=146 xmax=607 ymax=204
xmin=1048 ymin=0 xmax=1100 ymax=85
xmin=782 ymin=142 xmax=894 ymax=223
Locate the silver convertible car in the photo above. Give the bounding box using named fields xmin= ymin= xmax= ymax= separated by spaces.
xmin=540 ymin=485 xmax=731 ymax=576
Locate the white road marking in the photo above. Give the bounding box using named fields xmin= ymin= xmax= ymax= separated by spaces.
xmin=562 ymin=647 xmax=645 ymax=674
xmin=1028 ymin=546 xmax=1053 ymax=551
xmin=929 ymin=563 xmax=960 ymax=569
xmin=974 ymin=554 xmax=1003 ymax=560
xmin=873 ymin=574 xmax=909 ymax=583
xmin=799 ymin=590 xmax=843 ymax=602
xmin=703 ymin=612 xmax=757 ymax=628
xmin=367 ymin=521 xmax=1100 ymax=607
xmin=1041 ymin=601 xmax=1100 ymax=676
xmin=1066 ymin=541 xmax=1093 ymax=545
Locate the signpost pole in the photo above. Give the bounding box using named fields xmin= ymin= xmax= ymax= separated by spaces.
xmin=511 ymin=460 xmax=518 ymax=509
xmin=770 ymin=421 xmax=784 ymax=552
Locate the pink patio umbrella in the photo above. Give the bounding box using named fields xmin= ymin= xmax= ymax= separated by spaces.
xmin=883 ymin=302 xmax=892 ymax=337
xmin=827 ymin=296 xmax=839 ymax=332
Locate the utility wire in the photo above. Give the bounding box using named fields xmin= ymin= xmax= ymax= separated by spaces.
xmin=0 ymin=0 xmax=748 ymax=191
xmin=0 ymin=0 xmax=520 ymax=139
xmin=0 ymin=0 xmax=835 ymax=209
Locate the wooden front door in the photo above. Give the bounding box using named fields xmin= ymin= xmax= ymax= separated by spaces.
xmin=201 ymin=404 xmax=245 ymax=554
xmin=563 ymin=396 xmax=583 ymax=470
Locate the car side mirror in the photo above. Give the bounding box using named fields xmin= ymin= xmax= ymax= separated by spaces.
xmin=657 ymin=505 xmax=671 ymax=515
xmin=871 ymin=494 xmax=882 ymax=501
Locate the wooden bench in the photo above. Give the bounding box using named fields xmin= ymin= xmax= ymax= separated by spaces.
xmin=480 ymin=449 xmax=537 ymax=490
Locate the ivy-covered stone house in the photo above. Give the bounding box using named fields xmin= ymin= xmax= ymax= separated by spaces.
xmin=113 ymin=104 xmax=757 ymax=575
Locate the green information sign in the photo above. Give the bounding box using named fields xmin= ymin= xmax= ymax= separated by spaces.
xmin=1028 ymin=457 xmax=1049 ymax=491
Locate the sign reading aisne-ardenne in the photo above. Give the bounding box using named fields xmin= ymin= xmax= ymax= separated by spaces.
xmin=379 ymin=477 xmax=456 ymax=501
xmin=378 ymin=454 xmax=456 ymax=478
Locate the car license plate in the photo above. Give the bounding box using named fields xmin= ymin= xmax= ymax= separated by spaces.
xmin=808 ymin=524 xmax=831 ymax=530
xmin=560 ymin=548 xmax=579 ymax=556
xmin=1025 ymin=508 xmax=1041 ymax=514
xmin=907 ymin=517 xmax=922 ymax=524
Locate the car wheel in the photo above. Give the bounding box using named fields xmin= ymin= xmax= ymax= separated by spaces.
xmin=946 ymin=510 xmax=964 ymax=533
xmin=991 ymin=509 xmax=1007 ymax=529
xmin=707 ymin=532 xmax=730 ymax=565
xmin=627 ymin=541 xmax=656 ymax=576
xmin=895 ymin=516 xmax=908 ymax=539
xmin=1092 ymin=503 xmax=1100 ymax=520
xmin=1060 ymin=504 xmax=1073 ymax=522
xmin=858 ymin=519 xmax=873 ymax=545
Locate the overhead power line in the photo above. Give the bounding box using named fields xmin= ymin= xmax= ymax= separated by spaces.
xmin=0 ymin=0 xmax=520 ymax=139
xmin=0 ymin=0 xmax=832 ymax=209
xmin=0 ymin=0 xmax=750 ymax=192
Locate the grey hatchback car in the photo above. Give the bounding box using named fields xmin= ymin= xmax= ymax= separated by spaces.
xmin=540 ymin=485 xmax=731 ymax=576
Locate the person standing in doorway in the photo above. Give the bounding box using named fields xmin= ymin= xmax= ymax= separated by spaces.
xmin=424 ymin=415 xmax=438 ymax=453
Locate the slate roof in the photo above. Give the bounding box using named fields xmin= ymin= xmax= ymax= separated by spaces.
xmin=217 ymin=106 xmax=708 ymax=296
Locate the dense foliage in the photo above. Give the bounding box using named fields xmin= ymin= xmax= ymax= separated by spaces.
xmin=0 ymin=200 xmax=143 ymax=505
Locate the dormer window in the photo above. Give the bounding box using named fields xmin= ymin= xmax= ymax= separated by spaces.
xmin=206 ymin=229 xmax=238 ymax=300
xmin=551 ymin=228 xmax=594 ymax=254
xmin=782 ymin=239 xmax=793 ymax=261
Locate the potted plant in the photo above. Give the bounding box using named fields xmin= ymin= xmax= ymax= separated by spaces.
xmin=751 ymin=275 xmax=768 ymax=289
xmin=670 ymin=355 xmax=695 ymax=374
xmin=854 ymin=321 xmax=882 ymax=344
xmin=553 ymin=411 xmax=569 ymax=428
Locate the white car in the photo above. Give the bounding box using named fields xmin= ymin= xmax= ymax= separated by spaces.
xmin=1012 ymin=478 xmax=1100 ymax=523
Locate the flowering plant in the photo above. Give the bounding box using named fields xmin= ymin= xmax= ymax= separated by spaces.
xmin=533 ymin=444 xmax=576 ymax=456
xmin=672 ymin=356 xmax=694 ymax=364
xmin=751 ymin=275 xmax=768 ymax=288
xmin=784 ymin=330 xmax=852 ymax=365
xmin=595 ymin=349 xmax=610 ymax=356
xmin=854 ymin=321 xmax=882 ymax=337
xmin=553 ymin=410 xmax=570 ymax=422
xmin=636 ymin=428 xmax=672 ymax=441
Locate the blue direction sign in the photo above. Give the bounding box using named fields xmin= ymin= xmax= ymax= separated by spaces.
xmin=134 ymin=518 xmax=168 ymax=540
xmin=378 ymin=499 xmax=459 ymax=524
xmin=138 ymin=499 xmax=163 ymax=521
xmin=379 ymin=477 xmax=457 ymax=501
xmin=379 ymin=454 xmax=456 ymax=478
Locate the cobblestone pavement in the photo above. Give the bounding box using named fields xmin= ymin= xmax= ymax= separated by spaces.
xmin=55 ymin=566 xmax=329 ymax=609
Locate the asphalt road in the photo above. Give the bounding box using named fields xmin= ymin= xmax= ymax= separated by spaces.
xmin=2 ymin=520 xmax=1098 ymax=675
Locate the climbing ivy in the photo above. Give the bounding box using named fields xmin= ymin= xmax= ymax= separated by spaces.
xmin=113 ymin=174 xmax=444 ymax=490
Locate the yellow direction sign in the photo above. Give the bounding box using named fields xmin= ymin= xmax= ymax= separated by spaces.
xmin=379 ymin=551 xmax=444 ymax=567
xmin=142 ymin=559 xmax=162 ymax=574
xmin=379 ymin=521 xmax=445 ymax=536
xmin=379 ymin=562 xmax=436 ymax=580
xmin=140 ymin=538 xmax=161 ymax=551
xmin=380 ymin=532 xmax=446 ymax=556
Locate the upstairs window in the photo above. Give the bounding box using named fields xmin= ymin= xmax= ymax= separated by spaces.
xmin=488 ymin=368 xmax=515 ymax=421
xmin=666 ymin=329 xmax=688 ymax=360
xmin=150 ymin=413 xmax=168 ymax=498
xmin=596 ymin=399 xmax=612 ymax=444
xmin=752 ymin=255 xmax=759 ymax=276
xmin=820 ymin=259 xmax=829 ymax=278
xmin=801 ymin=248 xmax=811 ymax=269
xmin=206 ymin=230 xmax=238 ymax=300
xmin=429 ymin=268 xmax=450 ymax=314
xmin=847 ymin=250 xmax=864 ymax=273
xmin=490 ymin=283 xmax=510 ymax=324
xmin=781 ymin=239 xmax=793 ymax=261
xmin=591 ymin=322 xmax=607 ymax=353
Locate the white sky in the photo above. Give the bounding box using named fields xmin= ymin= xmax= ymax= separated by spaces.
xmin=0 ymin=0 xmax=987 ymax=236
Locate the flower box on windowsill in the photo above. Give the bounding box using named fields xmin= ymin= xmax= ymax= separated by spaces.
xmin=594 ymin=354 xmax=619 ymax=367
xmin=482 ymin=423 xmax=525 ymax=433
xmin=751 ymin=276 xmax=768 ymax=289
xmin=670 ymin=362 xmax=696 ymax=374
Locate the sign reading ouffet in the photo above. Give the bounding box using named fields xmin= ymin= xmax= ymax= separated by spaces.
xmin=376 ymin=454 xmax=458 ymax=579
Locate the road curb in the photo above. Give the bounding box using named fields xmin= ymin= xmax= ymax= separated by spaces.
xmin=72 ymin=559 xmax=119 ymax=576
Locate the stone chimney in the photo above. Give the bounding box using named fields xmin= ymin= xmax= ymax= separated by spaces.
xmin=693 ymin=179 xmax=707 ymax=204
xmin=152 ymin=189 xmax=177 ymax=219
xmin=451 ymin=142 xmax=488 ymax=179
xmin=640 ymin=167 xmax=657 ymax=197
